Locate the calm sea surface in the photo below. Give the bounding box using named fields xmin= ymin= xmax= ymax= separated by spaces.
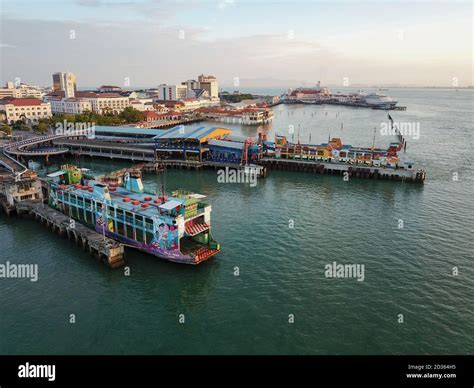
xmin=1 ymin=88 xmax=473 ymax=354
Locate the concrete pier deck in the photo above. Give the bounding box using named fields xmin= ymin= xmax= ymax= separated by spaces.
xmin=15 ymin=200 xmax=125 ymax=268
xmin=260 ymin=158 xmax=425 ymax=183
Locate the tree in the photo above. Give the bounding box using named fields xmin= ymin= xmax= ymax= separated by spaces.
xmin=1 ymin=125 xmax=12 ymax=136
xmin=36 ymin=122 xmax=48 ymax=134
xmin=102 ymin=106 xmax=113 ymax=116
xmin=119 ymin=107 xmax=144 ymax=123
xmin=12 ymin=120 xmax=28 ymax=131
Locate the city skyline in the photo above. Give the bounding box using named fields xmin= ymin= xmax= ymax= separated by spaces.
xmin=1 ymin=0 xmax=472 ymax=88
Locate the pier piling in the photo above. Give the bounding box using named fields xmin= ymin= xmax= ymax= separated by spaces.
xmin=14 ymin=201 xmax=125 ymax=268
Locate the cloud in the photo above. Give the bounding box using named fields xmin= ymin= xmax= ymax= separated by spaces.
xmin=218 ymin=0 xmax=235 ymax=10
xmin=0 ymin=15 xmax=472 ymax=88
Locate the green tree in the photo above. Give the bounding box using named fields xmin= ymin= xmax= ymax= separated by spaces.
xmin=119 ymin=107 xmax=144 ymax=123
xmin=12 ymin=120 xmax=29 ymax=131
xmin=1 ymin=124 xmax=12 ymax=136
xmin=36 ymin=122 xmax=49 ymax=134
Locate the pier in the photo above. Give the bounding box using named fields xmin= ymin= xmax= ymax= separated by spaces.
xmin=8 ymin=134 xmax=422 ymax=184
xmin=52 ymin=139 xmax=267 ymax=176
xmin=141 ymin=116 xmax=204 ymax=129
xmin=15 ymin=200 xmax=125 ymax=268
xmin=260 ymin=158 xmax=425 ymax=183
xmin=54 ymin=139 xmax=156 ymax=162
xmin=285 ymin=100 xmax=407 ymax=111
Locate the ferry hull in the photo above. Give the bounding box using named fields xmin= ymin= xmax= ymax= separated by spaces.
xmin=95 ymin=225 xmax=218 ymax=265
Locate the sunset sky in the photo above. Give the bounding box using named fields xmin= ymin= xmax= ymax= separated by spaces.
xmin=1 ymin=0 xmax=472 ymax=89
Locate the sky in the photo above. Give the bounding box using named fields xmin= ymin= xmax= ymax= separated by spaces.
xmin=0 ymin=0 xmax=472 ymax=89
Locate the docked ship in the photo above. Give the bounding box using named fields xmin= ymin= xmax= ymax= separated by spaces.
xmin=46 ymin=165 xmax=220 ymax=264
xmin=359 ymin=92 xmax=398 ymax=109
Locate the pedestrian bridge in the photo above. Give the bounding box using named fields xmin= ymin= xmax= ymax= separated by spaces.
xmin=3 ymin=134 xmax=71 ymax=156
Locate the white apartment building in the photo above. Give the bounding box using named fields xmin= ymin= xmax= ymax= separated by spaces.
xmin=157 ymin=84 xmax=188 ymax=101
xmin=48 ymin=97 xmax=92 ymax=114
xmin=85 ymin=93 xmax=130 ymax=114
xmin=0 ymin=98 xmax=52 ymax=124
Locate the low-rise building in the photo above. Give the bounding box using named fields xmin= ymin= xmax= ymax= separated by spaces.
xmin=77 ymin=92 xmax=130 ymax=114
xmin=98 ymin=85 xmax=122 ymax=93
xmin=0 ymin=98 xmax=52 ymax=124
xmin=129 ymin=98 xmax=155 ymax=111
xmin=0 ymin=82 xmax=46 ymax=99
xmin=153 ymin=100 xmax=186 ymax=112
xmin=180 ymin=97 xmax=220 ymax=112
xmin=196 ymin=106 xmax=273 ymax=125
xmin=143 ymin=111 xmax=160 ymax=122
xmin=153 ymin=104 xmax=169 ymax=113
xmin=45 ymin=91 xmax=130 ymax=115
xmin=287 ymin=82 xmax=331 ymax=102
xmin=47 ymin=96 xmax=92 ymax=114
xmin=0 ymin=171 xmax=43 ymax=208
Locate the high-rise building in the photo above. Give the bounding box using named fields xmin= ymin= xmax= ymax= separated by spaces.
xmin=197 ymin=74 xmax=219 ymax=99
xmin=52 ymin=72 xmax=76 ymax=98
xmin=157 ymin=84 xmax=188 ymax=101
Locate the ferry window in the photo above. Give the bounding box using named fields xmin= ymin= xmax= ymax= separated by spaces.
xmin=145 ymin=231 xmax=154 ymax=244
xmin=125 ymin=212 xmax=133 ymax=223
xmin=136 ymin=229 xmax=144 ymax=243
xmin=135 ymin=215 xmax=143 ymax=223
xmin=116 ymin=222 xmax=126 ymax=236
xmin=145 ymin=218 xmax=153 ymax=228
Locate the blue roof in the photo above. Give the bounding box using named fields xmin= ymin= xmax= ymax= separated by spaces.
xmin=93 ymin=125 xmax=165 ymax=136
xmin=208 ymin=139 xmax=243 ymax=150
xmin=153 ymin=126 xmax=223 ymax=141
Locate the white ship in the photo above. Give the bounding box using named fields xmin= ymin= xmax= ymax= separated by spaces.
xmin=359 ymin=91 xmax=398 ymax=108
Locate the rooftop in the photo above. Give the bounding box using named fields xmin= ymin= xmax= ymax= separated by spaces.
xmin=153 ymin=126 xmax=232 ymax=143
xmin=208 ymin=138 xmax=244 ymax=150
xmin=60 ymin=181 xmax=207 ymax=220
xmin=1 ymin=98 xmax=46 ymax=106
xmin=92 ymin=125 xmax=166 ymax=137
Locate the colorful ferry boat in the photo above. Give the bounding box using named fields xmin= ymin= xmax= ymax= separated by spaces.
xmin=46 ymin=165 xmax=220 ymax=264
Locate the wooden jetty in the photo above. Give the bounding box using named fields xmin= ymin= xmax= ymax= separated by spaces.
xmin=15 ymin=200 xmax=125 ymax=268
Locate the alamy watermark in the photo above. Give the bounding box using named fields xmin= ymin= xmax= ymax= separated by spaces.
xmin=0 ymin=261 xmax=38 ymax=282
xmin=217 ymin=166 xmax=258 ymax=187
xmin=380 ymin=121 xmax=420 ymax=140
xmin=55 ymin=120 xmax=96 ymax=139
xmin=325 ymin=261 xmax=365 ymax=282
xmin=18 ymin=363 xmax=55 ymax=382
